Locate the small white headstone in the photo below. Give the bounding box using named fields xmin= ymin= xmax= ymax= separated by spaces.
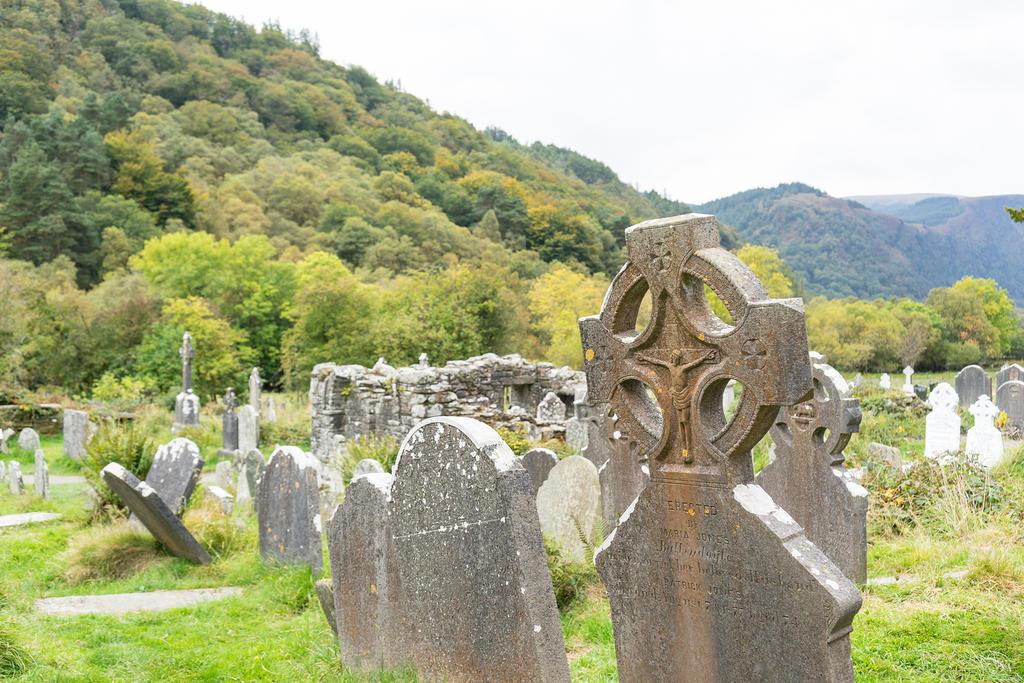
xmin=536 ymin=391 xmax=566 ymax=424
xmin=902 ymin=366 xmax=915 ymax=395
xmin=924 ymin=382 xmax=960 ymax=462
xmin=879 ymin=373 xmax=891 ymax=389
xmin=966 ymin=395 xmax=1003 ymax=468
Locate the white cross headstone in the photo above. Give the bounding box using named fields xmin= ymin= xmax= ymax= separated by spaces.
xmin=966 ymin=395 xmax=1003 ymax=468
xmin=924 ymin=382 xmax=960 ymax=462
xmin=902 ymin=366 xmax=915 ymax=395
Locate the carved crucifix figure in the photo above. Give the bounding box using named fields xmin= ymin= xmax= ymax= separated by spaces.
xmin=180 ymin=332 xmax=194 ymax=393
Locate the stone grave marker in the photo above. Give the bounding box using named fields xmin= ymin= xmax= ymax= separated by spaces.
xmin=63 ymin=409 xmax=91 ymax=461
xmin=314 ymin=579 xmax=337 ymax=635
xmin=173 ymin=332 xmax=201 ymax=431
xmin=868 ymin=442 xmax=904 ymax=471
xmin=996 ymin=380 xmax=1024 ymax=433
xmin=265 ymin=395 xmax=277 ymax=422
xmin=9 ymin=461 xmax=24 ymax=494
xmin=34 ymin=449 xmax=49 ymax=500
xmin=257 ymin=446 xmax=322 ymax=575
xmin=924 ymin=382 xmax=961 ymax=461
xmin=326 ymin=472 xmax=405 ymax=671
xmin=139 ymin=438 xmax=203 ymax=517
xmin=721 ymin=378 xmax=736 ymax=414
xmin=351 ymin=458 xmax=384 ymax=479
xmin=851 ymin=372 xmax=863 ymax=389
xmin=579 ymin=214 xmax=861 ymax=681
xmin=17 ymin=428 xmax=40 ymax=452
xmin=101 ymin=463 xmax=211 ymax=564
xmin=955 ymin=365 xmax=991 ymax=408
xmin=597 ymin=407 xmax=650 ymax=532
xmin=996 ymin=362 xmax=1024 ymax=390
xmin=756 ymin=358 xmax=868 ymax=583
xmin=520 ymin=447 xmax=559 ymax=496
xmin=204 ymin=485 xmax=233 ymax=514
xmin=536 ymin=455 xmax=601 ymax=562
xmin=0 ymin=459 xmax=4 ymax=479
xmin=902 ymin=366 xmax=915 ymax=395
xmin=384 ymin=417 xmax=569 ymax=681
xmin=966 ymin=395 xmax=1003 ymax=468
xmin=536 ymin=390 xmax=566 ymax=424
xmin=879 ymin=372 xmax=891 ymax=389
xmin=219 ymin=388 xmax=239 ymax=458
xmin=236 ymin=448 xmax=265 ymax=504
xmin=238 ymin=405 xmax=259 ymax=454
xmin=215 ymin=460 xmax=234 ymax=491
xmin=248 ymin=367 xmax=262 ymax=414
xmin=418 ymin=352 xmax=429 ymax=368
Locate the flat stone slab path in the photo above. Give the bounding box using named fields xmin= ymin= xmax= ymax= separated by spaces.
xmin=23 ymin=474 xmax=86 ymax=485
xmin=35 ymin=587 xmax=243 ymax=616
xmin=0 ymin=512 xmax=62 ymax=527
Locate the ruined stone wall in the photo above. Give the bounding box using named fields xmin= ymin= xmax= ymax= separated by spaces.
xmin=309 ymin=354 xmax=585 ymax=461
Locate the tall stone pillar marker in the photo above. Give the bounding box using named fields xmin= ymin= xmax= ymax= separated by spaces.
xmin=173 ymin=332 xmax=201 ymax=432
xmin=249 ymin=367 xmax=262 ymax=415
xmin=579 ymin=214 xmax=861 ymax=682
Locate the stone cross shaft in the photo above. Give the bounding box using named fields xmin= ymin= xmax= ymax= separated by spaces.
xmin=578 ymin=214 xmax=813 ymax=484
xmin=180 ymin=332 xmax=194 ymax=392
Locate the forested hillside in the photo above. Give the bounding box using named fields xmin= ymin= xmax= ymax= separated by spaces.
xmin=697 ymin=184 xmax=1024 ymax=300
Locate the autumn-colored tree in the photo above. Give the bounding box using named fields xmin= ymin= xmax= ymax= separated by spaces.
xmin=528 ymin=265 xmax=609 ymax=368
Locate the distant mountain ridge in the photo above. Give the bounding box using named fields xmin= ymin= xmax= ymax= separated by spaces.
xmin=695 ymin=184 xmax=1024 ymax=301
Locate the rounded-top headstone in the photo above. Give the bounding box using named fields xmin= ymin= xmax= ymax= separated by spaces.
xmin=520 ymin=447 xmax=559 ymax=496
xmin=535 ymin=455 xmax=601 ymax=562
xmin=955 ymin=365 xmax=991 ymax=408
xmin=996 ymin=363 xmax=1024 ymax=390
xmin=257 ymin=446 xmax=323 ymax=576
xmin=17 ymin=428 xmax=40 ymax=453
xmin=996 ymin=379 xmax=1024 ymax=433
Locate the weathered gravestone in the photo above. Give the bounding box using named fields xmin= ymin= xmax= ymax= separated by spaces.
xmin=101 ymin=463 xmax=211 ymax=564
xmin=215 ymin=460 xmax=234 ymax=491
xmin=17 ymin=428 xmax=40 ymax=453
xmin=879 ymin=373 xmax=891 ymax=389
xmin=257 ymin=446 xmax=322 ymax=575
xmin=129 ymin=438 xmax=203 ymax=531
xmin=219 ymin=388 xmax=239 ymax=458
xmin=966 ymin=395 xmax=1003 ymax=468
xmin=34 ymin=449 xmax=49 ymax=500
xmin=173 ymin=332 xmax=201 ymax=431
xmin=997 ymin=380 xmax=1024 ymax=434
xmin=264 ymin=395 xmax=277 ymax=423
xmin=536 ymin=390 xmax=566 ymax=424
xmin=955 ymin=365 xmax=991 ymax=408
xmin=0 ymin=459 xmax=5 ymax=480
xmin=996 ymin=363 xmax=1024 ymax=390
xmin=520 ymin=447 xmax=559 ymax=496
xmin=598 ymin=408 xmax=651 ymax=532
xmin=351 ymin=457 xmax=384 ymax=479
xmin=564 ymin=385 xmax=590 ymax=454
xmin=238 ymin=405 xmax=259 ymax=454
xmin=535 ymin=455 xmax=601 ymax=562
xmin=8 ymin=461 xmax=24 ymax=494
xmin=331 ymin=417 xmax=570 ymax=681
xmin=248 ymin=367 xmax=262 ymax=414
xmin=204 ymin=485 xmax=233 ymax=514
xmin=851 ymin=373 xmax=863 ymax=389
xmin=902 ymin=366 xmax=915 ymax=395
xmin=63 ymin=409 xmax=91 ymax=461
xmin=236 ymin=448 xmax=265 ymax=504
xmin=314 ymin=578 xmax=337 ymax=635
xmin=579 ymin=214 xmax=861 ymax=681
xmin=756 ymin=358 xmax=867 ymax=584
xmin=924 ymin=382 xmax=961 ymax=461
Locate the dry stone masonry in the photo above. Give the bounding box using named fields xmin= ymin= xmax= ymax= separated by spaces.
xmin=309 ymin=353 xmax=583 ymax=462
xmin=756 ymin=356 xmax=868 ymax=584
xmin=579 ymin=214 xmax=861 ymax=681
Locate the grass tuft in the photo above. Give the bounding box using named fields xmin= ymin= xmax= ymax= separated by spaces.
xmin=60 ymin=524 xmax=165 ymax=585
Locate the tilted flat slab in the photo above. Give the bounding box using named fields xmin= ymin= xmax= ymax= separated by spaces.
xmin=0 ymin=512 xmax=62 ymax=528
xmin=35 ymin=587 xmax=242 ymax=616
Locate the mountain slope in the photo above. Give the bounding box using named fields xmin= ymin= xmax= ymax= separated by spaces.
xmin=697 ymin=185 xmax=1024 ymax=301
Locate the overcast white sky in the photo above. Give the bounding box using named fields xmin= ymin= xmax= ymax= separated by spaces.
xmin=196 ymin=0 xmax=1022 ymax=204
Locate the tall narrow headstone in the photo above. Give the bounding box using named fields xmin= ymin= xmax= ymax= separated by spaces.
xmin=17 ymin=428 xmax=40 ymax=453
xmin=248 ymin=367 xmax=262 ymax=415
xmin=902 ymin=366 xmax=915 ymax=395
xmin=756 ymin=358 xmax=868 ymax=583
xmin=536 ymin=455 xmax=601 ymax=562
xmin=879 ymin=372 xmax=891 ymax=389
xmin=238 ymin=405 xmax=259 ymax=454
xmin=955 ymin=365 xmax=991 ymax=408
xmin=257 ymin=446 xmax=322 ymax=575
xmin=236 ymin=448 xmax=266 ymax=504
xmin=966 ymin=395 xmax=1004 ymax=468
xmin=385 ymin=417 xmax=569 ymax=681
xmin=173 ymin=332 xmax=201 ymax=431
xmin=8 ymin=461 xmax=24 ymax=494
xmin=63 ymin=409 xmax=91 ymax=461
xmin=520 ymin=447 xmax=559 ymax=496
xmin=34 ymin=449 xmax=49 ymax=500
xmin=0 ymin=460 xmax=5 ymax=480
xmin=996 ymin=380 xmax=1024 ymax=433
xmin=924 ymin=382 xmax=961 ymax=461
xmin=219 ymin=388 xmax=239 ymax=457
xmin=580 ymin=214 xmax=860 ymax=681
xmin=996 ymin=363 xmax=1024 ymax=390
xmin=264 ymin=396 xmax=277 ymax=422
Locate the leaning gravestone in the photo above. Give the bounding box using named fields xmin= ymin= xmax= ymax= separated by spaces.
xmin=63 ymin=409 xmax=91 ymax=461
xmin=385 ymin=417 xmax=569 ymax=681
xmin=536 ymin=391 xmax=566 ymax=424
xmin=257 ymin=446 xmax=322 ymax=575
xmin=314 ymin=578 xmax=338 ymax=635
xmin=996 ymin=380 xmax=1024 ymax=434
xmin=351 ymin=458 xmax=385 ymax=479
xmin=966 ymin=395 xmax=1003 ymax=468
xmin=996 ymin=363 xmax=1024 ymax=390
xmin=955 ymin=365 xmax=991 ymax=408
xmin=535 ymin=455 xmax=601 ymax=562
xmin=924 ymin=382 xmax=961 ymax=461
xmin=326 ymin=473 xmax=405 ymax=671
xmin=879 ymin=372 xmax=891 ymax=389
xmin=579 ymin=214 xmax=861 ymax=681
xmin=236 ymin=448 xmax=266 ymax=504
xmin=101 ymin=463 xmax=211 ymax=564
xmin=520 ymin=447 xmax=559 ymax=496
xmin=173 ymin=332 xmax=201 ymax=432
xmin=238 ymin=405 xmax=259 ymax=454
xmin=9 ymin=461 xmax=24 ymax=494
xmin=219 ymin=388 xmax=239 ymax=458
xmin=34 ymin=449 xmax=49 ymax=500
xmin=756 ymin=357 xmax=868 ymax=584
xmin=17 ymin=428 xmax=40 ymax=453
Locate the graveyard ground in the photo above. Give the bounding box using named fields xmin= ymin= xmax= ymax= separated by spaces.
xmin=2 ymin=382 xmax=1023 ymax=681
